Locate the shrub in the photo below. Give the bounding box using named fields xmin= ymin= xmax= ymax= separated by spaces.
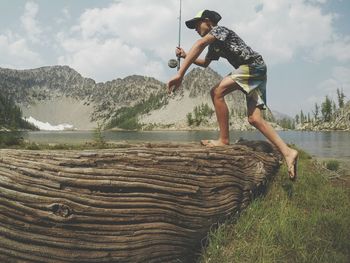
xmin=187 ymin=103 xmax=214 ymax=127
xmin=186 ymin=113 xmax=194 ymax=126
xmin=25 ymin=142 xmax=41 ymax=150
xmin=0 ymin=131 xmax=24 ymax=147
xmin=93 ymin=123 xmax=107 ymax=147
xmin=326 ymin=160 xmax=340 ymax=171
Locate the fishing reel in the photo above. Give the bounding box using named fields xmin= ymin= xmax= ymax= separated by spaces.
xmin=168 ymin=59 xmax=178 ymax=68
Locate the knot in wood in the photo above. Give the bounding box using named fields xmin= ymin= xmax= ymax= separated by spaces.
xmin=256 ymin=161 xmax=266 ymax=173
xmin=51 ymin=203 xmax=72 ymax=218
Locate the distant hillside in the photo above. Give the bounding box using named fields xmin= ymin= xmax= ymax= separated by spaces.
xmin=272 ymin=110 xmax=292 ymax=121
xmin=0 ymin=65 xmax=275 ymax=130
xmin=0 ymin=66 xmax=96 ymax=129
xmin=299 ymin=101 xmax=350 ymax=131
xmin=0 ymin=66 xmax=95 ymax=102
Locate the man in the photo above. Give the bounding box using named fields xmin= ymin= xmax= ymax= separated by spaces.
xmin=167 ymin=10 xmax=298 ymax=179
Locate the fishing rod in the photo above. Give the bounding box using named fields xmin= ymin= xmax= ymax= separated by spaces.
xmin=168 ymin=0 xmax=182 ymax=70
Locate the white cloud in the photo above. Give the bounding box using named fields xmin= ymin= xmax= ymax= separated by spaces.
xmin=74 ymin=1 xmax=176 ymax=55
xmin=57 ymin=36 xmax=166 ymax=82
xmin=332 ymin=67 xmax=350 ymax=95
xmin=56 ymin=7 xmax=71 ymax=25
xmin=20 ymin=1 xmax=42 ymax=43
xmin=320 ymin=67 xmax=350 ymax=96
xmin=0 ymin=32 xmax=42 ymax=69
xmin=231 ymin=0 xmax=336 ymax=64
xmin=0 ymin=2 xmax=43 ymax=69
xmin=311 ymin=35 xmax=350 ymax=62
xmin=307 ymin=66 xmax=350 ymax=107
xmin=57 ymin=0 xmax=178 ymax=81
xmin=307 ymin=0 xmax=328 ymax=4
xmin=63 ymin=7 xmax=70 ymax=19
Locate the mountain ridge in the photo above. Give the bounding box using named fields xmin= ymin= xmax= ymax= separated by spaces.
xmin=0 ymin=65 xmax=273 ymax=130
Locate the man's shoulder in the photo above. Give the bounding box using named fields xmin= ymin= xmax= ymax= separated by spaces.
xmin=211 ymin=25 xmax=231 ymax=33
xmin=209 ymin=25 xmax=233 ymax=41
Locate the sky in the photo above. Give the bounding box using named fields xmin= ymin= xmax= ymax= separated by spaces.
xmin=1 ymin=0 xmax=349 ymax=117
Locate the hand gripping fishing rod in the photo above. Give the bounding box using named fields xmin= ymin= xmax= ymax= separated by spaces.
xmin=168 ymin=0 xmax=182 ymax=71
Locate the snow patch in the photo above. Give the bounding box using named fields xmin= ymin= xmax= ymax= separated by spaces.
xmin=25 ymin=116 xmax=74 ymax=131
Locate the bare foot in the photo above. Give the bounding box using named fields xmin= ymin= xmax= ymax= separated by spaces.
xmin=200 ymin=139 xmax=229 ymax=147
xmin=285 ymin=149 xmax=299 ymax=181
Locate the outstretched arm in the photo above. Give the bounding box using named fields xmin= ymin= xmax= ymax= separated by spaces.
xmin=193 ymin=57 xmax=211 ymax=68
xmin=168 ymin=33 xmax=216 ymax=93
xmin=178 ymin=33 xmax=216 ymax=76
xmin=176 ymin=47 xmax=211 ymax=68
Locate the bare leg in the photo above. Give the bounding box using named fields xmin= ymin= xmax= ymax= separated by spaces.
xmin=247 ymin=102 xmax=298 ymax=179
xmin=201 ymin=77 xmax=241 ymax=147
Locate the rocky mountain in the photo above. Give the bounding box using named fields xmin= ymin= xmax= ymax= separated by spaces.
xmin=0 ymin=66 xmax=96 ymax=129
xmin=0 ymin=66 xmax=165 ymax=129
xmin=0 ymin=66 xmax=95 ymax=103
xmin=0 ymin=65 xmax=274 ymax=130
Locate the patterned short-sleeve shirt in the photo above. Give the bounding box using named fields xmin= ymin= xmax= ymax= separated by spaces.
xmin=206 ymin=26 xmax=265 ymax=69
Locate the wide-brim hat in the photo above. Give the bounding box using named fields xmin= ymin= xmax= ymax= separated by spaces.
xmin=185 ymin=10 xmax=222 ymax=29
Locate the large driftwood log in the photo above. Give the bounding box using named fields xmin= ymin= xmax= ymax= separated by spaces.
xmin=0 ymin=141 xmax=281 ymax=263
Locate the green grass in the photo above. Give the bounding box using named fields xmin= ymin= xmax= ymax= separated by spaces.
xmin=199 ymin=150 xmax=350 ymax=263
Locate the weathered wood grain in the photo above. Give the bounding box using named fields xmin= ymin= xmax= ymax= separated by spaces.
xmin=0 ymin=141 xmax=281 ymax=262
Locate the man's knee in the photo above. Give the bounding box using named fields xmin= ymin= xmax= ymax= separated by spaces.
xmin=210 ymin=86 xmax=216 ymax=99
xmin=211 ymin=84 xmax=228 ymax=100
xmin=248 ymin=114 xmax=262 ymax=126
xmin=210 ymin=85 xmax=222 ymax=100
xmin=211 ymin=78 xmax=238 ymax=100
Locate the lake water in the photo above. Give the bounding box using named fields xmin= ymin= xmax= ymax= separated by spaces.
xmin=20 ymin=130 xmax=350 ymax=159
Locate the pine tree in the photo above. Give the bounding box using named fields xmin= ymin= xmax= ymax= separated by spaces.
xmin=332 ymin=101 xmax=337 ymax=120
xmin=313 ymin=103 xmax=320 ymax=122
xmin=0 ymin=92 xmax=37 ymax=130
xmin=321 ymin=96 xmax=332 ymax=122
xmin=300 ymin=110 xmax=305 ymax=124
xmin=336 ymin=88 xmax=346 ymax=108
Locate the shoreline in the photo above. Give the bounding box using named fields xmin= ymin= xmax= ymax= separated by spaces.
xmin=3 ymin=125 xmax=350 ymax=133
xmin=19 ymin=128 xmax=350 ymax=132
xmin=6 ymin=138 xmax=350 ymax=161
xmin=3 ymin=130 xmax=350 ymax=161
